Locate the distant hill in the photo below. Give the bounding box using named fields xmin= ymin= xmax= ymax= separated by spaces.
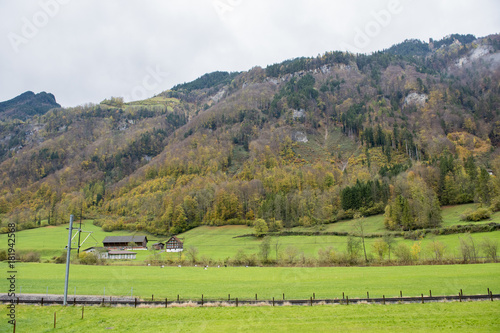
xmin=0 ymin=91 xmax=60 ymax=121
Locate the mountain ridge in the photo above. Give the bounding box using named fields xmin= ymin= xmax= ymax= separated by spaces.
xmin=0 ymin=33 xmax=499 ymax=236
xmin=0 ymin=91 xmax=61 ymax=121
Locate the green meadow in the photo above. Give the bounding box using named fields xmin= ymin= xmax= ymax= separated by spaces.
xmin=1 ymin=204 xmax=499 ymax=262
xmin=2 ymin=302 xmax=499 ymax=333
xmin=1 ymin=263 xmax=498 ymax=300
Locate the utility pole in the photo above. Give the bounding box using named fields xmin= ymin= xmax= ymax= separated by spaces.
xmin=63 ymin=215 xmax=74 ymax=306
xmin=77 ymin=206 xmax=83 ymax=255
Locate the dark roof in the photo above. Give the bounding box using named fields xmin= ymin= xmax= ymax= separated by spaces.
xmin=83 ymin=247 xmax=108 ymax=253
xmin=167 ymin=236 xmax=183 ymax=245
xmin=152 ymin=242 xmax=164 ymax=245
xmin=102 ymin=236 xmax=148 ymax=244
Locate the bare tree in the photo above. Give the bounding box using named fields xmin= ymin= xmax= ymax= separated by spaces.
xmin=354 ymin=214 xmax=368 ymax=263
xmin=186 ymin=246 xmax=199 ymax=264
xmin=481 ymin=237 xmax=498 ymax=262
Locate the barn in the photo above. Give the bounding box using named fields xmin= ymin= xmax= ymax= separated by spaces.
xmin=102 ymin=235 xmax=148 ymax=249
xmin=107 ymin=250 xmax=137 ymax=260
xmin=82 ymin=247 xmax=109 ymax=259
xmin=152 ymin=242 xmax=165 ymax=250
xmin=165 ymin=236 xmax=184 ymax=252
xmin=83 ymin=247 xmax=136 ymax=260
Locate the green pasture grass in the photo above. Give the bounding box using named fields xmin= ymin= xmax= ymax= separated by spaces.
xmin=2 ymin=301 xmax=499 ymax=333
xmin=1 ymin=204 xmax=499 ymax=262
xmin=440 ymin=204 xmax=500 ymax=226
xmin=175 ymin=225 xmax=500 ymax=260
xmin=2 ymin=263 xmax=498 ymax=300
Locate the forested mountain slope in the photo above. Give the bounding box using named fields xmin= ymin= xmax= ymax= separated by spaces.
xmin=1 ymin=34 xmax=499 ymax=235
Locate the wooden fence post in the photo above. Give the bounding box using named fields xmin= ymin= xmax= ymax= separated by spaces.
xmin=165 ymin=298 xmax=168 ymax=308
xmin=134 ymin=298 xmax=137 ymax=308
xmin=400 ymin=290 xmax=402 ymax=298
xmin=228 ymin=294 xmax=230 ymax=301
xmin=313 ymin=293 xmax=315 ymax=300
xmin=283 ymin=293 xmax=285 ymax=300
xmin=255 ymin=293 xmax=257 ymax=301
xmin=201 ymin=294 xmax=204 ymax=307
xmin=310 ymin=297 xmax=313 ymax=306
xmin=346 ymin=296 xmax=349 ymax=305
xmin=272 ymin=297 xmax=275 ymax=306
xmin=421 ymin=294 xmax=424 ymax=304
xmin=236 ymin=298 xmax=238 ymax=307
xmin=152 ymin=294 xmax=154 ymax=302
xmin=459 ymin=292 xmax=462 ymax=302
xmin=367 ymin=291 xmax=369 ymax=299
xmin=429 ymin=290 xmax=432 ymax=297
xmin=490 ymin=291 xmax=493 ymax=302
xmin=177 ymin=295 xmax=180 ymax=302
xmin=383 ymin=295 xmax=385 ymax=305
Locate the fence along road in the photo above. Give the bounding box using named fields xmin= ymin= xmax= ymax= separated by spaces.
xmin=1 ymin=291 xmax=497 ymax=307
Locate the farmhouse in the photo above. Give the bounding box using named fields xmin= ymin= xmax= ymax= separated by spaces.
xmin=82 ymin=247 xmax=136 ymax=260
xmin=165 ymin=236 xmax=184 ymax=252
xmin=102 ymin=235 xmax=148 ymax=249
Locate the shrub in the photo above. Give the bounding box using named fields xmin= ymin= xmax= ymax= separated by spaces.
xmin=481 ymin=237 xmax=498 ymax=262
xmin=0 ymin=249 xmax=7 ymax=261
xmin=21 ymin=251 xmax=41 ymax=262
xmin=79 ymin=252 xmax=99 ymax=265
xmin=318 ymin=247 xmax=337 ymax=265
xmin=490 ymin=197 xmax=500 ymax=212
xmin=403 ymin=229 xmax=428 ymax=240
xmin=460 ymin=208 xmax=492 ymax=221
xmin=459 ymin=235 xmax=478 ymax=262
xmin=427 ymin=240 xmax=446 ymax=261
xmin=393 ymin=243 xmax=413 ymax=264
xmin=54 ymin=252 xmax=67 ymax=264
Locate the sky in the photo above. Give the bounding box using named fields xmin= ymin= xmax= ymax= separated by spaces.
xmin=1 ymin=0 xmax=499 ymax=107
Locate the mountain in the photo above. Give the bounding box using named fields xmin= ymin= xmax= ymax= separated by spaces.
xmin=0 ymin=91 xmax=61 ymax=121
xmin=0 ymin=33 xmax=499 ymax=235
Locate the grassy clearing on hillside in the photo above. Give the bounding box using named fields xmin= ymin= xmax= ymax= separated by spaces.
xmin=2 ymin=263 xmax=498 ymax=300
xmin=3 ymin=302 xmax=499 ymax=333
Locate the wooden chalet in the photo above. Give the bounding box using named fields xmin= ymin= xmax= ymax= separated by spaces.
xmin=102 ymin=235 xmax=148 ymax=249
xmin=165 ymin=236 xmax=184 ymax=252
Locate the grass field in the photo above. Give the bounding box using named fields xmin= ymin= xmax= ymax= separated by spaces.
xmin=1 ymin=263 xmax=498 ymax=300
xmin=1 ymin=204 xmax=499 ymax=262
xmin=2 ymin=302 xmax=499 ymax=333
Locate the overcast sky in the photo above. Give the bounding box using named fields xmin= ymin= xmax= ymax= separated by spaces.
xmin=1 ymin=0 xmax=499 ymax=107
